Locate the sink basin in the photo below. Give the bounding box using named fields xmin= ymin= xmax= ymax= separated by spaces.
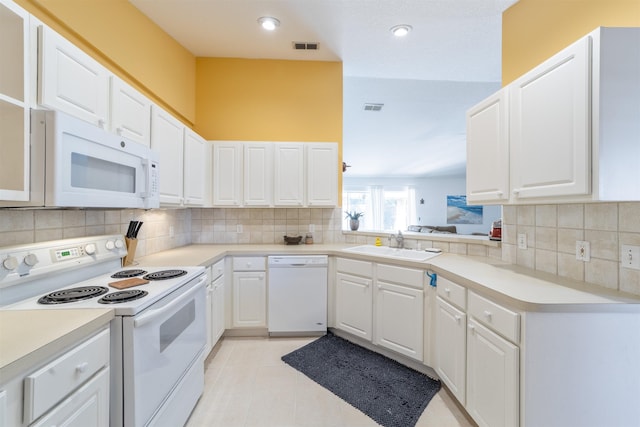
xmin=341 ymin=245 xmax=441 ymax=262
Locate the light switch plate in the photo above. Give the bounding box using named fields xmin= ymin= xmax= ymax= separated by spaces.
xmin=517 ymin=233 xmax=527 ymax=249
xmin=622 ymin=245 xmax=640 ymax=270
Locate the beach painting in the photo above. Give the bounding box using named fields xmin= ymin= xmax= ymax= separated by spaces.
xmin=447 ymin=195 xmax=483 ymax=224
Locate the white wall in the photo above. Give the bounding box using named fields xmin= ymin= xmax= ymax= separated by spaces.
xmin=344 ymin=176 xmax=501 ymax=235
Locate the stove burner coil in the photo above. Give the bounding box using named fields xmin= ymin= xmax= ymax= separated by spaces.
xmin=38 ymin=286 xmax=109 ymax=304
xmin=111 ymin=269 xmax=147 ymax=279
xmin=98 ymin=290 xmax=148 ymax=304
xmin=143 ymin=269 xmax=188 ymax=280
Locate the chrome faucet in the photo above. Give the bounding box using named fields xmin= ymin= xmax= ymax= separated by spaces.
xmin=395 ymin=230 xmax=404 ymax=249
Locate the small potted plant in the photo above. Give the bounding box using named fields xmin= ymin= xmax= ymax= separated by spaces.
xmin=345 ymin=211 xmax=364 ymax=231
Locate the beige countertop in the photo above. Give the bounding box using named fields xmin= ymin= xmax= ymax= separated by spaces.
xmin=138 ymin=243 xmax=640 ymax=312
xmin=0 ymin=309 xmax=114 ymax=383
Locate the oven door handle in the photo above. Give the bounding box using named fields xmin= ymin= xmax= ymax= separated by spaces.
xmin=133 ymin=275 xmax=207 ymax=328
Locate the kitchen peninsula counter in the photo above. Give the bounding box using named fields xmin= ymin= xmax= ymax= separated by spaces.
xmin=138 ymin=244 xmax=640 ymax=312
xmin=0 ymin=309 xmax=114 ymax=382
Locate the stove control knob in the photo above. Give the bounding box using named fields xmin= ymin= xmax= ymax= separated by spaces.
xmin=115 ymin=239 xmax=125 ymax=249
xmin=24 ymin=253 xmax=39 ymax=267
xmin=105 ymin=240 xmax=115 ymax=250
xmin=84 ymin=243 xmax=97 ymax=255
xmin=3 ymin=256 xmax=19 ymax=271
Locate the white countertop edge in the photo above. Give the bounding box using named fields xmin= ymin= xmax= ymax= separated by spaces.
xmin=137 ymin=244 xmax=640 ymax=312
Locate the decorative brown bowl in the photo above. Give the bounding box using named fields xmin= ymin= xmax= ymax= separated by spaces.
xmin=284 ymin=235 xmax=303 ymax=245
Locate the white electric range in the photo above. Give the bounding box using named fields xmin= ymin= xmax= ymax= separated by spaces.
xmin=0 ymin=235 xmax=207 ymax=427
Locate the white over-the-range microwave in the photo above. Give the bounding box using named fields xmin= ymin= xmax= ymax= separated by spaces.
xmin=1 ymin=110 xmax=159 ymax=209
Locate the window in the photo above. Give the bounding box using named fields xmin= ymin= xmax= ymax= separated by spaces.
xmin=343 ymin=186 xmax=416 ymax=231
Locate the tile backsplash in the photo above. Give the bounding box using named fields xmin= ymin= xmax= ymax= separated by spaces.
xmin=2 ymin=203 xmax=639 ymax=296
xmin=502 ymin=202 xmax=640 ymax=295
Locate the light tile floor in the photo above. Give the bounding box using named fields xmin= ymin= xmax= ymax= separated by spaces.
xmin=186 ymin=337 xmax=476 ymax=427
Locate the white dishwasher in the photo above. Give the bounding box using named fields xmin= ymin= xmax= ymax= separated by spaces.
xmin=268 ymin=255 xmax=328 ymax=336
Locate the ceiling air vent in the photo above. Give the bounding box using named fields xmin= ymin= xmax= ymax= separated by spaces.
xmin=363 ymin=103 xmax=384 ymax=112
xmin=293 ymin=42 xmax=320 ymax=50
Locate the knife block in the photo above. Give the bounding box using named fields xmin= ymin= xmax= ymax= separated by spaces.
xmin=123 ymin=237 xmax=138 ymax=266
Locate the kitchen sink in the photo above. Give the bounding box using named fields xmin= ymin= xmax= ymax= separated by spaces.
xmin=341 ymin=245 xmax=441 ymax=262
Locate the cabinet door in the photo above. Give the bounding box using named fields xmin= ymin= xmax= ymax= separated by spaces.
xmin=205 ymin=283 xmax=213 ymax=354
xmin=110 ymin=77 xmax=151 ymax=146
xmin=509 ymin=36 xmax=590 ymax=200
xmin=151 ymin=105 xmax=184 ymax=205
xmin=39 ymin=25 xmax=110 ymax=128
xmin=244 ymin=142 xmax=273 ymax=206
xmin=306 ymin=143 xmax=338 ymax=206
xmin=232 ymin=271 xmax=266 ymax=328
xmin=0 ymin=0 xmax=30 ymax=201
xmin=335 ymin=272 xmax=373 ymax=341
xmin=212 ymin=274 xmax=225 ymax=345
xmin=212 ymin=142 xmax=243 ymax=206
xmin=435 ymin=297 xmax=467 ymax=405
xmin=274 ymin=143 xmax=304 ymax=206
xmin=31 ymin=368 xmax=109 ymax=427
xmin=466 ymin=319 xmax=519 ymax=427
xmin=375 ymin=281 xmax=423 ymax=360
xmin=466 ymin=88 xmax=510 ymax=204
xmin=183 ymin=129 xmax=207 ymax=206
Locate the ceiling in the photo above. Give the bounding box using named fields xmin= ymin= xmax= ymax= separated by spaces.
xmin=130 ymin=0 xmax=517 ymax=178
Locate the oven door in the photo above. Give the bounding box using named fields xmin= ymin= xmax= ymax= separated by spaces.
xmin=122 ymin=274 xmax=206 ymax=427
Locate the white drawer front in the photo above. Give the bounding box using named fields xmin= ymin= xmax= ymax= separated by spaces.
xmin=377 ymin=264 xmax=423 ymax=289
xmin=437 ymin=276 xmax=467 ymax=310
xmin=336 ymin=257 xmax=373 ymax=277
xmin=233 ymin=256 xmax=265 ymax=271
xmin=24 ymin=328 xmax=110 ymax=423
xmin=468 ymin=291 xmax=520 ymax=344
xmin=210 ymin=259 xmax=224 ymax=280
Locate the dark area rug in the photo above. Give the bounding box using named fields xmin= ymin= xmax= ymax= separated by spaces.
xmin=281 ymin=332 xmax=441 ymax=427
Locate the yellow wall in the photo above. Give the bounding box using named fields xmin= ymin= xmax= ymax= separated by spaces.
xmin=502 ymin=0 xmax=640 ymax=85
xmin=16 ymin=0 xmax=196 ymax=124
xmin=196 ymin=58 xmax=343 ymax=143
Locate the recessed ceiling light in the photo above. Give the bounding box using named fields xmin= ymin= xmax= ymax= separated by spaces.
xmin=258 ymin=16 xmax=280 ymax=31
xmin=390 ymin=24 xmax=412 ymax=37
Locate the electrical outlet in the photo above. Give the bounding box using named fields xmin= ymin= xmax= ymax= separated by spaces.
xmin=576 ymin=240 xmax=590 ymax=262
xmin=309 ymin=224 xmax=315 ymax=233
xmin=621 ymin=245 xmax=640 ymax=270
xmin=517 ymin=233 xmax=527 ymax=249
xmin=169 ymin=225 xmax=174 ymax=238
xmin=237 ymin=224 xmax=243 ymax=233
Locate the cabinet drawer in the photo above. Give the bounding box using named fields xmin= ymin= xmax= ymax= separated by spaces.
xmin=377 ymin=264 xmax=423 ymax=289
xmin=24 ymin=328 xmax=110 ymax=423
xmin=233 ymin=256 xmax=265 ymax=271
xmin=468 ymin=292 xmax=520 ymax=344
xmin=437 ymin=276 xmax=467 ymax=310
xmin=210 ymin=259 xmax=224 ymax=280
xmin=336 ymin=257 xmax=373 ymax=277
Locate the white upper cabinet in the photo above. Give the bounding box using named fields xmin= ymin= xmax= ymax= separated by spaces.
xmin=244 ymin=143 xmax=273 ymax=206
xmin=212 ymin=142 xmax=243 ymax=207
xmin=466 ymin=88 xmax=510 ymax=204
xmin=306 ymin=143 xmax=338 ymax=206
xmin=509 ymin=35 xmax=591 ymax=200
xmin=274 ymin=143 xmax=305 ymax=206
xmin=467 ymin=27 xmax=640 ymax=204
xmin=0 ymin=0 xmax=30 ymax=202
xmin=183 ymin=128 xmax=208 ymax=206
xmin=110 ymin=77 xmax=152 ymax=146
xmin=151 ymin=105 xmax=184 ymax=206
xmin=38 ymin=25 xmax=110 ymax=128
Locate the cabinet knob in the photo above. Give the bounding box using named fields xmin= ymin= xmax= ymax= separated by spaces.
xmin=512 ymin=189 xmax=520 ymax=195
xmin=454 ymin=315 xmax=461 ymax=323
xmin=76 ymin=362 xmax=89 ymax=373
xmin=98 ymin=119 xmax=106 ymax=128
xmin=468 ymin=324 xmax=475 ymax=333
xmin=444 ymin=288 xmax=451 ymax=294
xmin=483 ymin=310 xmax=492 ymax=320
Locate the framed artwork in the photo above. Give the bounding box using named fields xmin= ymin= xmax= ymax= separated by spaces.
xmin=447 ymin=195 xmax=483 ymax=224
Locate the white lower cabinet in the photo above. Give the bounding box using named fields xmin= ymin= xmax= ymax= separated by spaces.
xmin=205 ymin=259 xmax=225 ymax=354
xmin=374 ymin=264 xmax=424 ymax=361
xmin=335 ymin=258 xmax=425 ymax=362
xmin=335 ymin=272 xmax=373 ymax=341
xmin=466 ymin=318 xmax=519 ymax=427
xmin=232 ymin=257 xmax=266 ymax=328
xmin=435 ymin=297 xmax=467 ymax=405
